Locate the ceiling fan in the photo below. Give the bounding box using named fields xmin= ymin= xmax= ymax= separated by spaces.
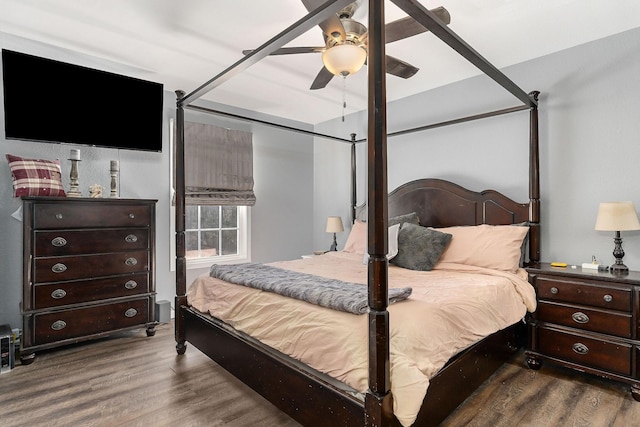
xmin=242 ymin=0 xmax=451 ymax=90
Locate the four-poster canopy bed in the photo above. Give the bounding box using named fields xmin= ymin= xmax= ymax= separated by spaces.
xmin=173 ymin=1 xmax=541 ymax=426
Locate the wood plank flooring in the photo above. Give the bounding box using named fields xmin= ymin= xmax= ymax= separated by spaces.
xmin=1 ymin=322 xmax=638 ymax=426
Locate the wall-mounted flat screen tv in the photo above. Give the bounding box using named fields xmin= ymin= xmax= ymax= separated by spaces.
xmin=2 ymin=49 xmax=163 ymax=152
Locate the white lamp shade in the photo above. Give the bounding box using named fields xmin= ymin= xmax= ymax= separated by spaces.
xmin=326 ymin=216 xmax=344 ymax=233
xmin=595 ymin=201 xmax=640 ymax=231
xmin=322 ymin=44 xmax=367 ymax=76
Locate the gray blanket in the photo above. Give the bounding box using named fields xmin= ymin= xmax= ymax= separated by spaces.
xmin=209 ymin=263 xmax=412 ymax=315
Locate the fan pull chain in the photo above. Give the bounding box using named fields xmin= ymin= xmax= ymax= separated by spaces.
xmin=342 ymin=76 xmax=347 ymax=122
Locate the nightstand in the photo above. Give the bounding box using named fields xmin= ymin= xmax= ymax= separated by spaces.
xmin=526 ymin=263 xmax=640 ymax=401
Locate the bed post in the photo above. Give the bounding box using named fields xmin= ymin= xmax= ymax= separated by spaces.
xmin=175 ymin=90 xmax=188 ymax=354
xmin=365 ymin=0 xmax=392 ymax=426
xmin=351 ymin=133 xmax=357 ymax=224
xmin=528 ymin=90 xmax=541 ymax=265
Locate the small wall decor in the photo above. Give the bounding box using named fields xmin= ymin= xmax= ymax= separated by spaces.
xmin=67 ymin=149 xmax=81 ymax=197
xmin=89 ymin=184 xmax=103 ymax=198
xmin=110 ymin=160 xmax=119 ymax=198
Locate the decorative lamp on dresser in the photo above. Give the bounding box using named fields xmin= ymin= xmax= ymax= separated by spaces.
xmin=525 ymin=263 xmax=640 ymax=401
xmin=20 ymin=197 xmax=157 ymax=364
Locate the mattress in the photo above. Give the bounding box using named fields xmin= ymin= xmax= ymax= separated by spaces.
xmin=187 ymin=251 xmax=536 ymax=426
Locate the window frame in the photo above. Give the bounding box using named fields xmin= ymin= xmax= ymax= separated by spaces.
xmin=185 ymin=204 xmax=250 ymax=269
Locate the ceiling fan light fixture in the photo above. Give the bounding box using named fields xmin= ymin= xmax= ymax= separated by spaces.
xmin=322 ymin=44 xmax=366 ymax=77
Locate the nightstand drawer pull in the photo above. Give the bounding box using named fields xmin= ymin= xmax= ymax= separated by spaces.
xmin=603 ymin=294 xmax=613 ymax=303
xmin=572 ymin=343 xmax=589 ymax=355
xmin=572 ymin=312 xmax=590 ymax=324
xmin=51 ymin=320 xmax=67 ymax=331
xmin=52 ymin=263 xmax=67 ymax=273
xmin=125 ymin=257 xmax=138 ymax=266
xmin=55 ymin=213 xmax=63 ymax=220
xmin=124 ymin=308 xmax=138 ymax=318
xmin=550 ymin=287 xmax=558 ymax=294
xmin=129 ymin=213 xmax=135 ymax=219
xmin=51 ymin=289 xmax=67 ymax=299
xmin=125 ymin=234 xmax=138 ymax=243
xmin=124 ymin=280 xmax=138 ymax=290
xmin=51 ymin=237 xmax=67 ymax=247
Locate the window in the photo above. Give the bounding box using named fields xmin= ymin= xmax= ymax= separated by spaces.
xmin=185 ymin=205 xmax=249 ymax=268
xmin=168 ymin=118 xmax=254 ymax=270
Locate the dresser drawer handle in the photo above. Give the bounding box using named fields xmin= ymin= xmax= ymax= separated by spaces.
xmin=550 ymin=287 xmax=558 ymax=294
xmin=52 ymin=263 xmax=67 ymax=273
xmin=572 ymin=312 xmax=590 ymax=324
xmin=125 ymin=257 xmax=138 ymax=266
xmin=124 ymin=280 xmax=138 ymax=290
xmin=51 ymin=237 xmax=68 ymax=247
xmin=51 ymin=289 xmax=67 ymax=299
xmin=603 ymin=294 xmax=613 ymax=303
xmin=125 ymin=234 xmax=138 ymax=243
xmin=51 ymin=320 xmax=67 ymax=331
xmin=124 ymin=308 xmax=138 ymax=318
xmin=129 ymin=213 xmax=135 ymax=219
xmin=55 ymin=213 xmax=63 ymax=220
xmin=572 ymin=343 xmax=589 ymax=355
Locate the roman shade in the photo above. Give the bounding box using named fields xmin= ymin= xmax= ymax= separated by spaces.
xmin=183 ymin=121 xmax=255 ymax=206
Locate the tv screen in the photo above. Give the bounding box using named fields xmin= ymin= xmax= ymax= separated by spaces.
xmin=2 ymin=49 xmax=163 ymax=152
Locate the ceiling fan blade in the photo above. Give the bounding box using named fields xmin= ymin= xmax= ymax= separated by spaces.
xmin=385 ymin=6 xmax=451 ymax=44
xmin=242 ymin=46 xmax=324 ymax=56
xmin=310 ymin=66 xmax=334 ymax=90
xmin=300 ymin=0 xmax=346 ymax=41
xmin=385 ymin=55 xmax=419 ymax=79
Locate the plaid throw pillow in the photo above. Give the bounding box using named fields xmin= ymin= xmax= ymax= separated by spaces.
xmin=5 ymin=154 xmax=66 ymax=197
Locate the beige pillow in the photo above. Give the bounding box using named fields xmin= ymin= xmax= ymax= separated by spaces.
xmin=435 ymin=224 xmax=529 ymax=272
xmin=342 ymin=220 xmax=367 ymax=254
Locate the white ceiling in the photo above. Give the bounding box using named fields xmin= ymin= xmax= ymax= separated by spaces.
xmin=2 ymin=0 xmax=640 ymax=124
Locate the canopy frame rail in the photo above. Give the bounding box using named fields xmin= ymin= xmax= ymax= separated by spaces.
xmin=182 ymin=102 xmax=535 ymax=145
xmin=179 ymin=0 xmax=355 ymax=107
xmin=390 ymin=0 xmax=538 ymax=109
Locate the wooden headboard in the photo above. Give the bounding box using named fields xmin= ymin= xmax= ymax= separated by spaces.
xmin=388 ymin=178 xmax=538 ymax=264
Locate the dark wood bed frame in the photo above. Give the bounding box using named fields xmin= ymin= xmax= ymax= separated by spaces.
xmin=173 ymin=1 xmax=541 ymax=426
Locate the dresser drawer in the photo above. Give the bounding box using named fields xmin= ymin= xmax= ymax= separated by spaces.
xmin=33 ymin=250 xmax=149 ymax=283
xmin=537 ymin=327 xmax=632 ymax=376
xmin=33 ymin=203 xmax=151 ymax=229
xmin=537 ymin=301 xmax=632 ymax=338
xmin=34 ymin=228 xmax=149 ymax=256
xmin=33 ymin=273 xmax=150 ymax=309
xmin=33 ymin=298 xmax=150 ymax=345
xmin=536 ymin=276 xmax=631 ymax=312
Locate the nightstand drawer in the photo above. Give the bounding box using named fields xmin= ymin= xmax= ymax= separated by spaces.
xmin=33 ymin=273 xmax=150 ymax=309
xmin=537 ymin=276 xmax=631 ymax=312
xmin=537 ymin=327 xmax=632 ymax=376
xmin=32 ymin=298 xmax=150 ymax=345
xmin=537 ymin=301 xmax=632 ymax=338
xmin=34 ymin=229 xmax=149 ymax=256
xmin=33 ymin=250 xmax=149 ymax=283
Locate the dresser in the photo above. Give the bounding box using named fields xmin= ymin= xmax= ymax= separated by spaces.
xmin=20 ymin=197 xmax=157 ymax=364
xmin=526 ymin=263 xmax=640 ymax=401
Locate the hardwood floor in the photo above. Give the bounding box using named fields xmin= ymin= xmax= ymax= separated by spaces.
xmin=2 ymin=322 xmax=639 ymax=426
xmin=0 ymin=322 xmax=300 ymax=427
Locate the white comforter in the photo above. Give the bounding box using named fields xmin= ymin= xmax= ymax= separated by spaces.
xmin=187 ymin=251 xmax=536 ymax=426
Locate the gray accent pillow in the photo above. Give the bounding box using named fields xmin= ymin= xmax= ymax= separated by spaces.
xmin=389 ymin=212 xmax=420 ymax=228
xmin=391 ymin=223 xmax=452 ymax=271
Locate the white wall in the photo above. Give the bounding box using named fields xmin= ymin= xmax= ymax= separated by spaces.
xmin=0 ymin=33 xmax=315 ymax=328
xmin=314 ymin=27 xmax=640 ymax=272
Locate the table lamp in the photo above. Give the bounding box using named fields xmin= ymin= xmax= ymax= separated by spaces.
xmin=326 ymin=216 xmax=344 ymax=251
xmin=595 ymin=201 xmax=640 ymax=274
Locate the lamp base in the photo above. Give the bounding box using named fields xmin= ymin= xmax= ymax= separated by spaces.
xmin=610 ymin=231 xmax=629 ymax=275
xmin=610 ymin=262 xmax=629 ymax=275
xmin=329 ymin=233 xmax=338 ymax=251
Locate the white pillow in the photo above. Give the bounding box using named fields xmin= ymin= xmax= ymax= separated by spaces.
xmin=362 ymin=223 xmax=401 ymax=264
